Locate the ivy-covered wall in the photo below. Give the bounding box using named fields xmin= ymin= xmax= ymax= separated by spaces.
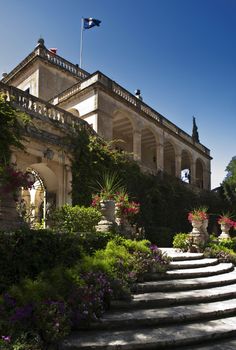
xmin=69 ymin=128 xmax=226 ymax=245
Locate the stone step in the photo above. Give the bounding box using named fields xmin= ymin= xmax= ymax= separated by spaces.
xmin=169 ymin=258 xmax=218 ymax=270
xmin=180 ymin=337 xmax=236 ymax=350
xmin=181 ymin=337 xmax=236 ymax=350
xmin=160 ymin=248 xmax=204 ymax=261
xmin=112 ymin=282 xmax=236 ymax=309
xmin=144 ymin=262 xmax=234 ymax=281
xmin=134 ymin=269 xmax=236 ymax=293
xmin=60 ymin=315 xmax=236 ymax=349
xmin=89 ymin=298 xmax=236 ymax=330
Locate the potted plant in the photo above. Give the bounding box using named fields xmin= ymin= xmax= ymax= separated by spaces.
xmin=92 ymin=172 xmax=123 ymax=231
xmin=218 ymin=214 xmax=236 ymax=240
xmin=187 ymin=207 xmax=209 ymax=251
xmin=115 ymin=191 xmax=139 ymax=222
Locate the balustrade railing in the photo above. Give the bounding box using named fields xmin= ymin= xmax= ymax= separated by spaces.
xmin=0 ymin=82 xmax=90 ymax=132
xmin=48 ymin=71 xmax=210 ymax=156
xmin=43 ymin=49 xmax=88 ymax=80
xmin=2 ymin=45 xmax=89 ymax=84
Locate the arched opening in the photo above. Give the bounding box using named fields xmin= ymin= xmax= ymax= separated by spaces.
xmin=141 ymin=128 xmax=157 ymax=171
xmin=164 ymin=141 xmax=175 ymax=176
xmin=196 ymin=158 xmax=204 ymax=188
xmin=112 ymin=112 xmax=133 ymax=153
xmin=19 ymin=170 xmax=46 ymax=228
xmin=18 ymin=164 xmax=57 ymax=228
xmin=181 ymin=150 xmax=192 ymax=183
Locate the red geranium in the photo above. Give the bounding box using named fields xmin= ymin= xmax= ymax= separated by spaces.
xmin=188 ymin=207 xmax=208 ymax=222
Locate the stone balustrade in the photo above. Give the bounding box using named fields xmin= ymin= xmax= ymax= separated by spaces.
xmin=2 ymin=45 xmax=89 ymax=84
xmin=43 ymin=49 xmax=88 ymax=80
xmin=112 ymin=82 xmax=138 ymax=107
xmin=0 ymin=82 xmax=90 ymax=132
xmin=51 ymin=72 xmax=210 ymax=157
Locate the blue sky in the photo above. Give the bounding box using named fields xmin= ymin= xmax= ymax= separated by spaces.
xmin=0 ymin=0 xmax=235 ymax=188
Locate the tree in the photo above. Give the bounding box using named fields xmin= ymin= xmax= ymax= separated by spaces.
xmin=221 ymin=156 xmax=236 ymax=208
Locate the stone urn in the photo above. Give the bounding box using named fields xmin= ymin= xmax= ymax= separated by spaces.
xmin=189 ymin=219 xmax=207 ymax=252
xmin=219 ymin=223 xmax=231 ymax=240
xmin=96 ymin=199 xmax=115 ymax=232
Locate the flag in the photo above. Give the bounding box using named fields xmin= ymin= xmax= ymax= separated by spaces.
xmin=83 ymin=18 xmax=101 ymax=30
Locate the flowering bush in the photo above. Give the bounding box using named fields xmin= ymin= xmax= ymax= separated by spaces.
xmin=0 ymin=164 xmax=34 ymax=198
xmin=188 ymin=207 xmax=208 ymax=222
xmin=114 ymin=192 xmax=140 ymax=220
xmin=131 ymin=244 xmax=171 ymax=279
xmin=69 ymin=272 xmax=112 ymax=328
xmin=0 ymin=292 xmax=70 ymax=348
xmin=34 ymin=300 xmax=71 ymax=343
xmin=218 ymin=215 xmax=236 ymax=228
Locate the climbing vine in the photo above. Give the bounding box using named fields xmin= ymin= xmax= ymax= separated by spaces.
xmin=69 ymin=126 xmax=223 ymax=245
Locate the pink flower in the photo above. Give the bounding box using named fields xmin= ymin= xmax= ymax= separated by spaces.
xmin=218 ymin=215 xmax=236 ymax=228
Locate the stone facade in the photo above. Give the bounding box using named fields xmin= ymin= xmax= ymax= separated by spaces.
xmin=1 ymin=39 xmax=212 ymax=217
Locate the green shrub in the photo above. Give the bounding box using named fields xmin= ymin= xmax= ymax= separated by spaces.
xmin=0 ymin=228 xmax=83 ymax=292
xmin=204 ymin=245 xmax=236 ymax=264
xmin=173 ymin=233 xmax=191 ymax=252
xmin=218 ymin=237 xmax=236 ymax=251
xmin=79 ymin=231 xmax=115 ymax=255
xmin=50 ymin=204 xmax=102 ymax=234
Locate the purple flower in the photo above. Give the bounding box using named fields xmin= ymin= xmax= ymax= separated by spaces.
xmin=150 ymin=244 xmax=158 ymax=251
xmin=1 ymin=335 xmax=11 ymax=343
xmin=10 ymin=304 xmax=33 ymax=323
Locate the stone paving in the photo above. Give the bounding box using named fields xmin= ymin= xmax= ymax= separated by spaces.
xmin=60 ymin=249 xmax=236 ymax=350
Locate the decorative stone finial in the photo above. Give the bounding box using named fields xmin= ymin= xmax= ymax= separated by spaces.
xmin=37 ymin=38 xmax=45 ymax=46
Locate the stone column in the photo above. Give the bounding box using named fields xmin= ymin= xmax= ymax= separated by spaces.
xmin=133 ymin=129 xmax=142 ymax=161
xmin=175 ymin=151 xmax=182 ymax=179
xmin=190 ymin=160 xmax=196 ymax=186
xmin=156 ymin=142 xmax=164 ymax=172
xmin=65 ymin=164 xmax=72 ymax=205
xmin=203 ymin=168 xmax=211 ymax=190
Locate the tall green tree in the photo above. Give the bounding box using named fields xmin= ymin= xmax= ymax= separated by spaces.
xmin=221 ymin=156 xmax=236 ymax=208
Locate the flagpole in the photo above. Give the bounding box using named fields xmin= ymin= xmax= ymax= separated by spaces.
xmin=79 ymin=17 xmax=84 ymax=68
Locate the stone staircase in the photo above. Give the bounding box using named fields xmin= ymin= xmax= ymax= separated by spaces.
xmin=60 ymin=249 xmax=236 ymax=350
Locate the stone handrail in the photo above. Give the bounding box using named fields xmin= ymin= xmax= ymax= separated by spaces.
xmin=48 ymin=71 xmax=210 ymax=156
xmin=2 ymin=44 xmax=89 ymax=84
xmin=0 ymin=82 xmax=91 ymax=132
xmin=42 ymin=49 xmax=89 ymax=80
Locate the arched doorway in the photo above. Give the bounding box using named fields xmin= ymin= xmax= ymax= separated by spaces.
xmin=19 ymin=170 xmax=46 ymax=228
xmin=18 ymin=164 xmax=57 ymax=228
xmin=164 ymin=141 xmax=176 ymax=176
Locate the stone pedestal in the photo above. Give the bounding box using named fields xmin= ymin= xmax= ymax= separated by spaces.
xmin=0 ymin=193 xmax=25 ymax=231
xmin=96 ymin=200 xmax=115 ymax=232
xmin=219 ymin=224 xmax=231 ymax=240
xmin=189 ymin=219 xmax=208 ymax=252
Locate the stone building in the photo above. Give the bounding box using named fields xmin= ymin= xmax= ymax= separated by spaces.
xmin=0 ymin=39 xmax=211 ymax=225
